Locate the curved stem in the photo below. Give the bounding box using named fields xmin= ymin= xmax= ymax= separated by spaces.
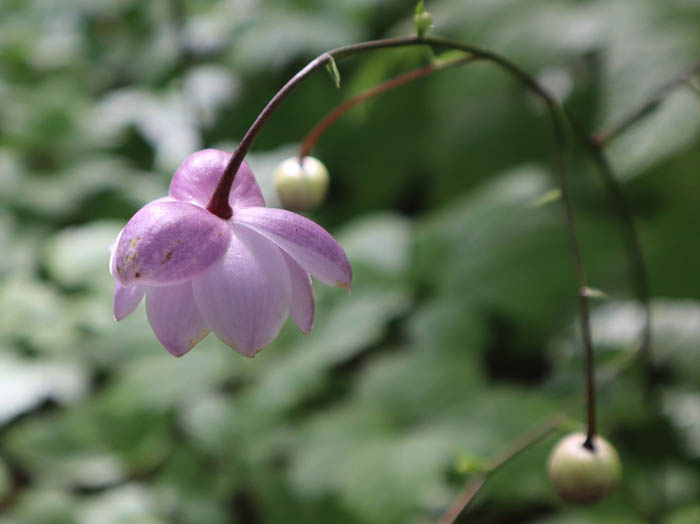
xmin=207 ymin=32 xmax=599 ymax=447
xmin=207 ymin=35 xmax=428 ymax=218
xmin=206 ymin=34 xmax=559 ymax=218
xmin=438 ymin=414 xmax=566 ymax=524
xmin=298 ymin=54 xmax=477 ymax=159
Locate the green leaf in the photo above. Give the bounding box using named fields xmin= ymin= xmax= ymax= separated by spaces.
xmin=665 ymin=505 xmax=700 ymax=524
xmin=413 ymin=1 xmax=432 ymax=38
xmin=608 ymin=90 xmax=700 ymax=179
xmin=325 ymin=55 xmax=342 ymax=89
xmin=582 ymin=286 xmax=609 ymax=299
xmin=336 ymin=213 xmax=413 ymax=274
xmin=663 ymin=389 xmax=700 ymax=458
xmin=454 ymin=450 xmax=487 ymax=474
xmin=0 ymin=458 xmax=10 ymax=499
xmin=2 ymin=489 xmax=76 ymax=523
xmin=432 ymin=49 xmax=470 ymax=68
xmin=532 ymin=188 xmax=562 ymax=207
xmin=0 ymin=355 xmax=88 ymax=425
xmin=79 ymin=484 xmax=162 ymax=524
xmin=43 ymin=221 xmax=122 ymax=289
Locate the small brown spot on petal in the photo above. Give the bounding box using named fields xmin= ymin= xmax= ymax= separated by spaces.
xmin=335 ymin=281 xmax=351 ymax=292
xmin=166 ymin=251 xmax=172 ymax=260
xmin=188 ymin=328 xmax=209 ymax=347
xmin=135 ymin=272 xmax=141 ymax=278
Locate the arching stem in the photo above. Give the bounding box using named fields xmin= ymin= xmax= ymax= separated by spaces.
xmin=206 ymin=34 xmax=558 ymax=218
xmin=298 ymin=54 xmax=477 ymax=159
xmin=207 ymin=36 xmax=429 ymax=218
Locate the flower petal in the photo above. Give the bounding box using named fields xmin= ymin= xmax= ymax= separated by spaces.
xmin=146 ymin=282 xmax=209 ymax=357
xmin=109 ymin=227 xmax=124 ymax=278
xmin=192 ymin=225 xmax=291 ymax=357
xmin=113 ymin=283 xmax=145 ymax=321
xmin=109 ymin=198 xmax=175 ymax=278
xmin=282 ymin=251 xmax=314 ymax=333
xmin=228 ymin=159 xmax=267 ymax=211
xmin=113 ymin=200 xmax=231 ymax=287
xmin=234 ymin=207 xmax=351 ymax=289
xmin=169 ymin=148 xmax=265 ymax=209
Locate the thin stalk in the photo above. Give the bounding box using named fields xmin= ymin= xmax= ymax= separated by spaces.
xmin=544 ymin=104 xmax=597 ymax=449
xmin=206 ymin=34 xmax=559 ymax=218
xmin=207 ymin=36 xmax=428 ymax=218
xmin=566 ymin=110 xmax=652 ymax=358
xmin=438 ymin=414 xmax=566 ymax=524
xmin=298 ymin=54 xmax=477 ymax=159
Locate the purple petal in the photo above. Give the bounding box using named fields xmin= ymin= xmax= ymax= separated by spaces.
xmin=109 ymin=197 xmax=175 ymax=278
xmin=169 ymin=149 xmax=265 ymax=209
xmin=282 ymin=251 xmax=314 ymax=333
xmin=146 ymin=282 xmax=209 ymax=357
xmin=109 ymin=228 xmax=124 ymax=278
xmin=113 ymin=200 xmax=231 ymax=287
xmin=228 ymin=160 xmax=267 ymax=210
xmin=234 ymin=207 xmax=351 ymax=290
xmin=113 ymin=283 xmax=146 ymax=321
xmin=192 ymin=225 xmax=291 ymax=357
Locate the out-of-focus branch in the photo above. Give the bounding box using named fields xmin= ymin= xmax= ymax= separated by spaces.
xmin=298 ymin=54 xmax=478 ymax=159
xmin=566 ymin=109 xmax=652 ymax=358
xmin=593 ymin=58 xmax=700 ymax=146
xmin=438 ymin=414 xmax=567 ymax=524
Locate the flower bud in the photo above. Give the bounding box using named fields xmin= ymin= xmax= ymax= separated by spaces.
xmin=548 ymin=432 xmax=621 ymax=505
xmin=414 ymin=12 xmax=432 ymax=38
xmin=274 ymin=156 xmax=330 ymax=211
xmin=414 ymin=1 xmax=432 ymax=38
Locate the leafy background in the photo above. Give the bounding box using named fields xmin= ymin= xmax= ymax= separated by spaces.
xmin=1 ymin=0 xmax=699 ymax=522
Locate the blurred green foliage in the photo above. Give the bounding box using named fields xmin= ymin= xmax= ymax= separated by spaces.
xmin=1 ymin=0 xmax=700 ymax=522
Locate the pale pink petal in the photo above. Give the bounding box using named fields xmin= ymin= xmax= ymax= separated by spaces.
xmin=113 ymin=283 xmax=146 ymax=321
xmin=113 ymin=200 xmax=231 ymax=287
xmin=109 ymin=228 xmax=124 ymax=278
xmin=169 ymin=149 xmax=264 ymax=209
xmin=108 ymin=198 xmax=177 ymax=278
xmin=192 ymin=225 xmax=291 ymax=357
xmin=146 ymin=282 xmax=209 ymax=357
xmin=228 ymin=160 xmax=266 ymax=211
xmin=282 ymin=251 xmax=314 ymax=333
xmin=234 ymin=207 xmax=351 ymax=289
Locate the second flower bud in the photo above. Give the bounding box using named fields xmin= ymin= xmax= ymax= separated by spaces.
xmin=274 ymin=156 xmax=330 ymax=211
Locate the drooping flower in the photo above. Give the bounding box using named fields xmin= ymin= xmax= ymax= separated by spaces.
xmin=109 ymin=149 xmax=351 ymax=357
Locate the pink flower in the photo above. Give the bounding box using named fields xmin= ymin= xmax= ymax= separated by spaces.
xmin=109 ymin=149 xmax=351 ymax=357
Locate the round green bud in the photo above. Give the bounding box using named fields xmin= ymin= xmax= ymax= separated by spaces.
xmin=414 ymin=11 xmax=433 ymax=38
xmin=548 ymin=432 xmax=621 ymax=505
xmin=274 ymin=156 xmax=330 ymax=211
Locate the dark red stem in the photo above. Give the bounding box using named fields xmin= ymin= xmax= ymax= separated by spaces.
xmin=298 ymin=55 xmax=476 ymax=159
